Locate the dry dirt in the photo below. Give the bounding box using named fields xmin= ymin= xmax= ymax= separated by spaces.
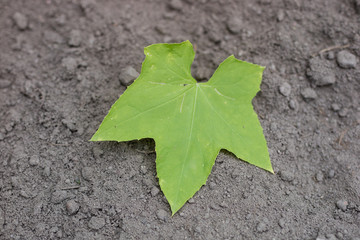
xmin=0 ymin=0 xmax=360 ymax=239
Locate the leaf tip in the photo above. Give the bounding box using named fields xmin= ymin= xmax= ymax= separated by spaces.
xmin=264 ymin=163 xmax=274 ymax=174
xmin=89 ymin=134 xmax=96 ymax=141
xmin=89 ymin=137 xmax=97 ymax=142
xmin=228 ymin=54 xmax=236 ymax=60
xmin=183 ymin=39 xmax=192 ymax=45
xmin=169 ymin=205 xmax=179 ymax=216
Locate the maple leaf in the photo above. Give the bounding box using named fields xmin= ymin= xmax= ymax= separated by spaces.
xmin=91 ymin=40 xmax=273 ymax=215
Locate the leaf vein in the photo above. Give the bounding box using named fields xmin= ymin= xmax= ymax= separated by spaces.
xmin=104 ymin=86 xmax=194 ymax=131
xmin=174 ymin=84 xmax=199 ymax=204
xmin=199 ymin=86 xmax=244 ymax=140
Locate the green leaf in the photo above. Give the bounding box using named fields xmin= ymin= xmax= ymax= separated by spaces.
xmin=91 ymin=40 xmax=273 ymax=215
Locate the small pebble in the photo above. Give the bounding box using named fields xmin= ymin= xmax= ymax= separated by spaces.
xmin=307 ymin=57 xmax=336 ymax=86
xmin=338 ymin=108 xmax=348 ymax=117
xmin=66 ymin=200 xmax=79 ymax=215
xmin=315 ymin=171 xmax=324 ymax=182
xmin=278 ymin=218 xmax=286 ymax=228
xmin=279 ymin=170 xmax=294 ymax=182
xmin=62 ymin=57 xmax=78 ymax=73
xmin=119 ymin=66 xmax=139 ymax=86
xmin=43 ymin=30 xmax=63 ymax=44
xmin=49 ymin=226 xmax=59 ymax=235
xmin=29 ymin=155 xmax=40 ymax=166
xmin=316 ymin=73 xmax=336 ymax=86
xmin=277 ymin=9 xmax=285 ymax=21
xmin=208 ymin=31 xmax=221 ymax=44
xmin=142 ymin=178 xmax=153 ymax=188
xmin=336 ymin=199 xmax=348 ymax=211
xmin=331 ymin=103 xmax=340 ymax=112
xmin=279 ymin=82 xmax=291 ymax=97
xmin=43 ymin=166 xmax=51 ymax=177
xmin=219 ymin=201 xmax=228 ymax=208
xmin=51 ymin=190 xmax=68 ymax=204
xmin=336 ymin=232 xmax=343 ymax=239
xmin=336 ymin=50 xmax=357 ymax=69
xmin=88 ymin=217 xmax=105 ymax=230
xmin=156 ymin=209 xmax=168 ymax=221
xmin=168 ymin=0 xmax=182 ymax=11
xmin=20 ymin=190 xmax=30 ymax=198
xmin=68 ymin=29 xmax=82 ymax=47
xmin=195 ymin=225 xmax=202 ymax=233
xmin=328 ymin=169 xmax=335 ymax=178
xmin=256 ymin=222 xmax=268 ymax=233
xmin=56 ymin=229 xmax=63 ymax=238
xmin=82 ymin=167 xmax=94 ymax=181
xmin=301 ymin=88 xmax=317 ymax=101
xmin=226 ymin=16 xmax=242 ymax=34
xmin=188 ymin=198 xmax=195 ymax=204
xmin=209 ymin=181 xmax=216 ymax=190
xmin=13 ymin=12 xmax=28 ymax=30
xmin=150 ymin=186 xmax=160 ymax=197
xmin=289 ymin=99 xmax=298 ymax=111
xmin=140 ymin=165 xmax=147 ymax=174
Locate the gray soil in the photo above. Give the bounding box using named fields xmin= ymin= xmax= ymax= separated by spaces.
xmin=1 ymin=0 xmax=360 ymax=239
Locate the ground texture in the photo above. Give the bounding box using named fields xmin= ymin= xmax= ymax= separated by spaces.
xmin=0 ymin=0 xmax=360 ymax=239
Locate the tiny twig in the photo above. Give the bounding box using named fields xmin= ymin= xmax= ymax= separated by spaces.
xmin=312 ymin=44 xmax=350 ymax=57
xmin=258 ymin=113 xmax=265 ymax=119
xmin=333 ymin=121 xmax=359 ymax=150
xmin=61 ymin=185 xmax=80 ymax=190
xmin=338 ymin=129 xmax=348 ymax=146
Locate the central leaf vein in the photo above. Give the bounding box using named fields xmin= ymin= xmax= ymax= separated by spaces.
xmin=174 ymin=84 xmax=199 ymax=205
